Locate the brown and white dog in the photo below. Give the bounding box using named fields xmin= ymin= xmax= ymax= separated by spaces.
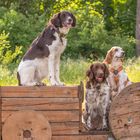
xmin=103 ymin=46 xmax=131 ymax=97
xmin=83 ymin=62 xmax=111 ymax=130
xmin=17 ymin=11 xmax=76 ymax=86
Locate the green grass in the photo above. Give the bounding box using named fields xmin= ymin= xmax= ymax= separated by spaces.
xmin=0 ymin=65 xmax=18 ymax=86
xmin=125 ymin=58 xmax=140 ymax=82
xmin=0 ymin=58 xmax=140 ymax=86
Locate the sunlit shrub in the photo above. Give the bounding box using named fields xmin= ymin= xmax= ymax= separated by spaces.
xmin=0 ymin=31 xmax=22 ymax=65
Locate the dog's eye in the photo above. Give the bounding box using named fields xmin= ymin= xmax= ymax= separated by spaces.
xmin=115 ymin=48 xmax=118 ymax=52
xmin=95 ymin=65 xmax=99 ymax=69
xmin=101 ymin=66 xmax=104 ymax=70
xmin=62 ymin=13 xmax=66 ymax=18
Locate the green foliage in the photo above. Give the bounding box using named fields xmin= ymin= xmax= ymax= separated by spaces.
xmin=0 ymin=31 xmax=22 ymax=65
xmin=65 ymin=14 xmax=135 ymax=59
xmin=0 ymin=8 xmax=47 ymax=52
xmin=113 ymin=0 xmax=136 ymax=36
xmin=0 ymin=0 xmax=137 ymax=62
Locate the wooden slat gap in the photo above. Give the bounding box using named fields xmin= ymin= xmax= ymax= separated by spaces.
xmin=1 ymin=97 xmax=79 ymax=99
xmin=52 ymin=132 xmax=109 ymax=136
xmin=80 ymin=130 xmax=110 ymax=135
xmin=2 ymin=109 xmax=79 ymax=111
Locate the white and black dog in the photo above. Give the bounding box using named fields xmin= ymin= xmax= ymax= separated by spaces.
xmin=17 ymin=11 xmax=76 ymax=86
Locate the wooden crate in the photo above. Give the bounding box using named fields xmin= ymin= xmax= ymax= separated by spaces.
xmin=1 ymin=83 xmax=109 ymax=140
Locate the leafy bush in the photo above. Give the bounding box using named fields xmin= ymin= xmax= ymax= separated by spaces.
xmin=0 ymin=31 xmax=22 ymax=65
xmin=65 ymin=13 xmax=135 ymax=59
xmin=0 ymin=8 xmax=47 ymax=53
xmin=0 ymin=3 xmax=136 ymax=62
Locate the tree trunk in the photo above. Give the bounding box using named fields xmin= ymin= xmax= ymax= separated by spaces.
xmin=136 ymin=0 xmax=140 ymax=56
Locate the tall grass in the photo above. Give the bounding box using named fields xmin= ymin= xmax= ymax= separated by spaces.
xmin=125 ymin=58 xmax=140 ymax=82
xmin=0 ymin=58 xmax=140 ymax=86
xmin=0 ymin=65 xmax=18 ymax=86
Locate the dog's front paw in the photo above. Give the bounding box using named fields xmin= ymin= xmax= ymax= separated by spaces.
xmin=50 ymin=80 xmax=59 ymax=86
xmin=102 ymin=124 xmax=108 ymax=130
xmin=57 ymin=81 xmax=65 ymax=86
xmin=35 ymin=82 xmax=46 ymax=86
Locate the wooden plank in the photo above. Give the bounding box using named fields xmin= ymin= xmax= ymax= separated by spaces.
xmin=111 ymin=101 xmax=140 ymax=116
xmin=110 ymin=112 xmax=140 ymax=129
xmin=2 ymin=98 xmax=79 ymax=111
xmin=52 ymin=134 xmax=108 ymax=140
xmin=110 ymin=110 xmax=140 ymax=120
xmin=2 ymin=111 xmax=79 ymax=135
xmin=2 ymin=110 xmax=79 ymax=123
xmin=1 ymin=86 xmax=79 ymax=98
xmin=78 ymin=82 xmax=84 ymax=132
xmin=2 ymin=121 xmax=79 ymax=135
xmin=2 ymin=110 xmax=52 ymax=140
xmin=112 ymin=124 xmax=140 ymax=139
xmin=51 ymin=122 xmax=79 ymax=135
xmin=111 ymin=91 xmax=140 ymax=107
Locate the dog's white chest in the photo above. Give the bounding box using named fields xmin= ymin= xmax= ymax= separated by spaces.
xmin=48 ymin=33 xmax=67 ymax=55
xmin=34 ymin=57 xmax=48 ymax=78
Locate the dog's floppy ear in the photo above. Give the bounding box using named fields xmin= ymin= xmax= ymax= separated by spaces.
xmin=103 ymin=63 xmax=109 ymax=78
xmin=50 ymin=12 xmax=61 ymax=27
xmin=86 ymin=69 xmax=93 ymax=80
xmin=71 ymin=13 xmax=76 ymax=27
xmin=86 ymin=64 xmax=94 ymax=80
xmin=103 ymin=48 xmax=114 ymax=64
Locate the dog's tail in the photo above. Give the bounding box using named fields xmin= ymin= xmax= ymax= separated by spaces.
xmin=17 ymin=72 xmax=22 ymax=86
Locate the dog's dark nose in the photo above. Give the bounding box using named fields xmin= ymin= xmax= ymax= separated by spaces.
xmin=121 ymin=51 xmax=125 ymax=56
xmin=99 ymin=73 xmax=104 ymax=77
xmin=68 ymin=18 xmax=72 ymax=22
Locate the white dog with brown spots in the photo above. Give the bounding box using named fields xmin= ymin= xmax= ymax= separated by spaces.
xmin=103 ymin=46 xmax=131 ymax=98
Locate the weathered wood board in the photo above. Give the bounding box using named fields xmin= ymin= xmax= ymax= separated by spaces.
xmin=109 ymin=82 xmax=140 ymax=140
xmin=52 ymin=134 xmax=108 ymax=140
xmin=2 ymin=110 xmax=52 ymax=140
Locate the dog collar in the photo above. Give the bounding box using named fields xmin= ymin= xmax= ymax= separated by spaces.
xmin=49 ymin=23 xmax=66 ymax=44
xmin=59 ymin=33 xmax=67 ymax=38
xmin=110 ymin=66 xmax=123 ymax=75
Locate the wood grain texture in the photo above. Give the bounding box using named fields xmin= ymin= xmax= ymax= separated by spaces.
xmin=2 ymin=118 xmax=79 ymax=135
xmin=2 ymin=110 xmax=79 ymax=123
xmin=51 ymin=122 xmax=79 ymax=135
xmin=1 ymin=86 xmax=79 ymax=98
xmin=52 ymin=134 xmax=108 ymax=140
xmin=109 ymin=83 xmax=140 ymax=140
xmin=2 ymin=98 xmax=79 ymax=111
xmin=78 ymin=82 xmax=84 ymax=132
xmin=2 ymin=110 xmax=52 ymax=140
xmin=2 ymin=111 xmax=79 ymax=135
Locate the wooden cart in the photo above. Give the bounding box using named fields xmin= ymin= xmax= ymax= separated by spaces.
xmin=1 ymin=82 xmax=140 ymax=140
xmin=1 ymin=82 xmax=108 ymax=140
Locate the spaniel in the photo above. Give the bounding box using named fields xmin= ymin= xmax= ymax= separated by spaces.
xmin=17 ymin=11 xmax=76 ymax=86
xmin=83 ymin=62 xmax=111 ymax=130
xmin=103 ymin=46 xmax=131 ymax=97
